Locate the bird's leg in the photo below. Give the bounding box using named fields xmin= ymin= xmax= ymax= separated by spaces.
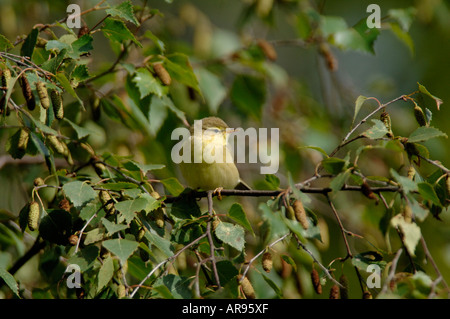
xmin=213 ymin=187 xmax=224 ymax=200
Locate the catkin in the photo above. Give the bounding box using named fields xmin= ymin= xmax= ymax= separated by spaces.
xmin=339 ymin=274 xmax=349 ymax=299
xmin=380 ymin=111 xmax=394 ymax=138
xmin=257 ymin=39 xmax=277 ymax=61
xmin=154 ymin=207 xmax=165 ymax=228
xmin=293 ymin=200 xmax=308 ymax=229
xmin=17 ymin=128 xmax=29 ymax=151
xmin=28 ymin=201 xmax=40 ymax=231
xmin=361 ymin=180 xmax=376 ymax=200
xmin=262 ymin=252 xmax=273 ymax=273
xmin=329 ymin=284 xmax=340 ymax=299
xmin=50 ymin=89 xmax=64 ymax=119
xmin=36 ymin=81 xmax=50 ymax=109
xmin=20 ymin=74 xmax=35 ymax=110
xmin=413 ymin=103 xmax=427 ymax=127
xmin=1 ymin=68 xmax=11 ymax=89
xmin=311 ymin=268 xmax=322 ymax=294
xmin=238 ymin=275 xmax=256 ymax=299
xmin=153 ymin=63 xmax=172 ymax=86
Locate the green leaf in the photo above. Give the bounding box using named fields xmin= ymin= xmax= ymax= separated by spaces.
xmin=390 ymin=214 xmax=421 ymax=256
xmin=39 ymin=210 xmax=72 ymax=245
xmin=195 ymin=68 xmax=227 ymax=114
xmin=418 ymin=182 xmax=441 ymax=206
xmin=299 ymin=145 xmax=329 ymax=158
xmin=20 ymin=28 xmax=39 ymax=58
xmin=264 ymin=174 xmax=280 ymax=190
xmin=68 ymin=246 xmax=99 ymax=272
xmin=388 ymin=7 xmax=417 ymax=31
xmin=143 ymin=226 xmax=174 ymax=257
xmin=353 ymin=18 xmax=380 ymax=54
xmin=0 ymin=268 xmax=19 ymax=297
xmin=102 ymin=17 xmax=142 ymax=47
xmin=389 ymin=22 xmax=414 ymax=56
xmin=153 ymin=275 xmax=192 ymax=299
xmin=230 ymin=75 xmax=266 ymax=119
xmin=353 ymin=95 xmax=368 ymax=123
xmin=62 ymin=118 xmax=91 ymax=139
xmin=390 ymin=168 xmax=418 ymax=193
xmin=329 ymin=169 xmax=351 ymax=193
xmin=69 ymin=35 xmax=93 ymax=59
xmin=115 ymin=197 xmax=149 ymax=224
xmin=216 ymin=260 xmax=239 ymax=286
xmin=97 ymin=255 xmax=114 ymax=293
xmin=331 ymin=28 xmax=371 ymax=53
xmin=261 ymin=273 xmax=283 ymax=298
xmin=281 ymin=255 xmax=297 ymax=272
xmin=417 ymin=83 xmax=443 ymax=110
xmin=102 ymin=238 xmax=139 ymax=263
xmin=164 ymin=53 xmax=201 ymax=94
xmin=161 ymin=177 xmax=185 ymax=196
xmin=352 ymin=251 xmax=386 ymax=271
xmin=169 ymin=193 xmax=201 ymax=219
xmin=363 ymin=119 xmax=389 ymax=139
xmin=84 ymin=228 xmax=104 ymax=245
xmin=100 ymin=182 xmax=138 ymax=191
xmin=71 ymin=64 xmax=91 ymax=85
xmin=143 ymin=30 xmax=165 ymax=53
xmin=101 ymin=217 xmax=128 ymax=235
xmin=321 ymin=157 xmax=347 ymax=175
xmin=62 ymin=181 xmax=97 ymax=208
xmin=55 ymin=72 xmax=84 ymax=108
xmin=215 ymin=222 xmax=245 ymax=251
xmin=106 ymin=0 xmax=139 ymax=25
xmin=0 ymin=34 xmax=13 ymax=51
xmin=408 ymin=126 xmax=447 ymax=143
xmin=123 ymin=160 xmax=165 ymax=174
xmin=259 ymin=202 xmax=288 ymax=242
xmin=132 ymin=67 xmax=167 ymax=98
xmin=228 ymin=203 xmax=254 ymax=236
xmin=319 ymin=16 xmax=348 ymax=37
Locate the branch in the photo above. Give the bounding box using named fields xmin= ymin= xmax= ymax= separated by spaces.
xmin=128 ymin=232 xmax=207 ymax=298
xmin=206 ymin=190 xmax=221 ymax=289
xmin=380 ymin=248 xmax=403 ymax=295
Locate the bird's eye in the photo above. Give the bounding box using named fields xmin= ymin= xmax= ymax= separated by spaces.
xmin=210 ymin=128 xmax=221 ymax=133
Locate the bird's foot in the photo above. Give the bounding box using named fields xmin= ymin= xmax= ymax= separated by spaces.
xmin=213 ymin=187 xmax=224 ymax=200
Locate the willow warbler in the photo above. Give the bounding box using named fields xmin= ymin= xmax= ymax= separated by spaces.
xmin=179 ymin=117 xmax=250 ymax=191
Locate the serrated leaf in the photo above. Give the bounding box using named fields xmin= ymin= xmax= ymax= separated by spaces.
xmin=417 ymin=83 xmax=443 ymax=110
xmin=132 ymin=67 xmax=167 ymax=98
xmin=63 ymin=181 xmax=96 ymax=208
xmin=390 ymin=214 xmax=421 ymax=256
xmin=143 ymin=30 xmax=165 ymax=53
xmin=390 ymin=168 xmax=418 ymax=193
xmin=84 ymin=228 xmax=104 ymax=245
xmin=71 ymin=64 xmax=90 ymax=85
xmin=408 ymin=126 xmax=447 ymax=143
xmin=106 ymin=0 xmax=139 ymax=25
xmin=164 ymin=53 xmax=201 ymax=94
xmin=123 ymin=160 xmax=165 ymax=174
xmin=102 ymin=17 xmax=142 ymax=47
xmin=142 ymin=222 xmax=174 ymax=257
xmin=352 ymin=251 xmax=386 ymax=271
xmin=329 ymin=169 xmax=351 ymax=193
xmin=363 ymin=119 xmax=389 ymax=139
xmin=216 ymin=260 xmax=239 ymax=286
xmin=264 ymin=174 xmax=280 ymax=190
xmin=101 ymin=217 xmax=128 ymax=235
xmin=115 ymin=197 xmax=149 ymax=224
xmin=97 ymin=255 xmax=114 ymax=292
xmin=215 ymin=222 xmax=245 ymax=251
xmin=69 ymin=35 xmax=93 ymax=59
xmin=228 ymin=203 xmax=254 ymax=236
xmin=67 ymin=245 xmax=99 ymax=272
xmin=102 ymin=238 xmax=139 ymax=263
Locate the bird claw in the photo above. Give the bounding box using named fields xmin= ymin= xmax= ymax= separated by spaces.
xmin=213 ymin=187 xmax=224 ymax=200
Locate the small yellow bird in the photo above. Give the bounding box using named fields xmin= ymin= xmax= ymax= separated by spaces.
xmin=179 ymin=117 xmax=250 ymax=191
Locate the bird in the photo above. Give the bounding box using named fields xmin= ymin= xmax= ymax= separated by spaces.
xmin=179 ymin=116 xmax=250 ymax=191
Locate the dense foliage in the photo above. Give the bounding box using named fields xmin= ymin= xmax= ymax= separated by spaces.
xmin=0 ymin=0 xmax=449 ymax=299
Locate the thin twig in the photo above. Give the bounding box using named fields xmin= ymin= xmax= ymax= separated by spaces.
xmin=326 ymin=195 xmax=352 ymax=259
xmin=206 ymin=190 xmax=221 ymax=289
xmin=129 ymin=232 xmax=207 ymax=298
xmin=380 ymin=249 xmax=403 ymax=294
